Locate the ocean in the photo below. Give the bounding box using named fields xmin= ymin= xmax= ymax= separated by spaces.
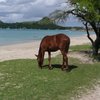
xmin=0 ymin=29 xmax=94 ymax=46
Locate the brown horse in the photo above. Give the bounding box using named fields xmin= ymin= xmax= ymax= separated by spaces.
xmin=35 ymin=33 xmax=70 ymax=71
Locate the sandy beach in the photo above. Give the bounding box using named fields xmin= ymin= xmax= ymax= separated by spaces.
xmin=0 ymin=34 xmax=96 ymax=62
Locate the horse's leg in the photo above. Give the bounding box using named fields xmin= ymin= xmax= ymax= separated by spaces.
xmin=48 ymin=51 xmax=52 ymax=69
xmin=61 ymin=50 xmax=66 ymax=71
xmin=61 ymin=50 xmax=69 ymax=71
xmin=65 ymin=53 xmax=69 ymax=70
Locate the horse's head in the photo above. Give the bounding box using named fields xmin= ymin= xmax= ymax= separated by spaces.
xmin=35 ymin=54 xmax=43 ymax=68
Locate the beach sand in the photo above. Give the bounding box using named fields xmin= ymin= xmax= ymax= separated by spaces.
xmin=0 ymin=34 xmax=96 ymax=62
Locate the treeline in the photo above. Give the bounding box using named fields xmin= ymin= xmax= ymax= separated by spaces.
xmin=0 ymin=22 xmax=65 ymax=29
xmin=0 ymin=17 xmax=85 ymax=30
xmin=0 ymin=17 xmax=66 ymax=29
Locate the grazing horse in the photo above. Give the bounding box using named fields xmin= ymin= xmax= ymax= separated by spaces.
xmin=35 ymin=33 xmax=70 ymax=71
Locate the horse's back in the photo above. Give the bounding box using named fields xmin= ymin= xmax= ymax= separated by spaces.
xmin=40 ymin=33 xmax=70 ymax=51
xmin=42 ymin=33 xmax=70 ymax=42
xmin=56 ymin=34 xmax=70 ymax=50
xmin=55 ymin=33 xmax=70 ymax=42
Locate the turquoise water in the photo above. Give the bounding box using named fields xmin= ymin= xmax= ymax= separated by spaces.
xmin=0 ymin=29 xmax=94 ymax=46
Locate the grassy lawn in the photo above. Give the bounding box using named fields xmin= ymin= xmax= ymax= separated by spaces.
xmin=0 ymin=44 xmax=100 ymax=100
xmin=70 ymin=44 xmax=92 ymax=51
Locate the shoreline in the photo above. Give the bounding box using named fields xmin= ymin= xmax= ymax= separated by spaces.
xmin=0 ymin=34 xmax=96 ymax=62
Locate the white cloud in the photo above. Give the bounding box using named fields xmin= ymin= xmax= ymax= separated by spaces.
xmin=44 ymin=0 xmax=56 ymax=6
xmin=0 ymin=0 xmax=6 ymax=2
xmin=0 ymin=0 xmax=67 ymax=22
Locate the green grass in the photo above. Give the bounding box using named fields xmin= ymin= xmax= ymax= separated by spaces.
xmin=70 ymin=44 xmax=92 ymax=51
xmin=0 ymin=56 xmax=100 ymax=100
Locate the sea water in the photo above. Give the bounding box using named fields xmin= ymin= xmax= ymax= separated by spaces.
xmin=0 ymin=29 xmax=94 ymax=46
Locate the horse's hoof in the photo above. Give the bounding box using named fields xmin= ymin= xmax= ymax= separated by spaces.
xmin=49 ymin=67 xmax=53 ymax=70
xmin=66 ymin=68 xmax=70 ymax=72
xmin=61 ymin=67 xmax=64 ymax=71
xmin=62 ymin=68 xmax=70 ymax=72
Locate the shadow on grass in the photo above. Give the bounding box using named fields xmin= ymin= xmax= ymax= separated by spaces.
xmin=93 ymin=53 xmax=100 ymax=61
xmin=43 ymin=64 xmax=78 ymax=72
xmin=80 ymin=50 xmax=100 ymax=62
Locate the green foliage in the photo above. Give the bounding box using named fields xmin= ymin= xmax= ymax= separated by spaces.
xmin=0 ymin=17 xmax=65 ymax=29
xmin=50 ymin=0 xmax=100 ymax=23
xmin=69 ymin=0 xmax=100 ymax=22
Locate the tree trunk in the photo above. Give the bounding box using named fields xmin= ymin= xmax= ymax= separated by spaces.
xmin=93 ymin=37 xmax=100 ymax=55
xmin=84 ymin=22 xmax=100 ymax=55
xmin=93 ymin=22 xmax=100 ymax=55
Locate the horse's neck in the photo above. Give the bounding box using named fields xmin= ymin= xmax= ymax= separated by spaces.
xmin=38 ymin=47 xmax=44 ymax=59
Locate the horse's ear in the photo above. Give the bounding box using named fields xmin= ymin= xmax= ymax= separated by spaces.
xmin=35 ymin=54 xmax=38 ymax=58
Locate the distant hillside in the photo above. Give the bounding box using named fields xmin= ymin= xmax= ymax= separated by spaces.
xmin=0 ymin=17 xmax=86 ymax=30
xmin=37 ymin=17 xmax=53 ymax=24
xmin=0 ymin=20 xmax=3 ymax=23
xmin=0 ymin=17 xmax=66 ymax=29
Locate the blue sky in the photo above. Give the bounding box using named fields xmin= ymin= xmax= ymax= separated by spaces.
xmin=0 ymin=0 xmax=83 ymax=26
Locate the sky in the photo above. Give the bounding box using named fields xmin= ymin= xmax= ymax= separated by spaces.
xmin=0 ymin=0 xmax=83 ymax=26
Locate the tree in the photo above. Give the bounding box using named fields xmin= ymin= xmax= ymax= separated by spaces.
xmin=50 ymin=0 xmax=100 ymax=55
